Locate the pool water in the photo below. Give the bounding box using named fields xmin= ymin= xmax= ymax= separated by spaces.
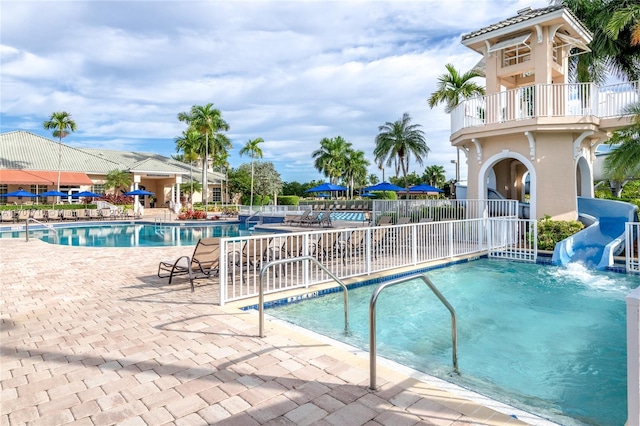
xmin=266 ymin=259 xmax=640 ymax=426
xmin=1 ymin=222 xmax=252 ymax=247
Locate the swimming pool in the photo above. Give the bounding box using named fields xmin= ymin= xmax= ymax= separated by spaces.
xmin=0 ymin=222 xmax=252 ymax=247
xmin=265 ymin=259 xmax=640 ymax=426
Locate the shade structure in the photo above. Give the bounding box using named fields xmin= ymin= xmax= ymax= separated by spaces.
xmin=38 ymin=190 xmax=68 ymax=197
xmin=406 ymin=183 xmax=444 ymax=194
xmin=2 ymin=189 xmax=38 ymax=198
xmin=305 ymin=183 xmax=347 ymax=193
xmin=124 ymin=189 xmax=154 ymax=196
xmin=72 ymin=191 xmax=103 ymax=198
xmin=362 ymin=182 xmax=404 ymax=192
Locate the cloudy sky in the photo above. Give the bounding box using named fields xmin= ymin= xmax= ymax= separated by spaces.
xmin=1 ymin=0 xmax=549 ymax=183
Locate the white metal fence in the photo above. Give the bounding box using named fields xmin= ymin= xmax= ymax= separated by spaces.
xmin=217 ymin=217 xmax=536 ymax=305
xmin=372 ymin=199 xmax=519 ymax=223
xmin=487 ymin=218 xmax=537 ymax=262
xmin=626 ymin=222 xmax=640 ymax=273
xmin=451 ymin=80 xmax=640 ymax=134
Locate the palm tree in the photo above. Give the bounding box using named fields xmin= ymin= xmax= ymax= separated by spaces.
xmin=43 ymin=111 xmax=77 ymax=196
xmin=427 ymin=64 xmax=485 ymax=113
xmin=342 ymin=149 xmax=370 ymax=198
xmin=104 ymin=169 xmax=132 ymax=196
xmin=422 ymin=165 xmax=447 ymax=188
xmin=312 ymin=136 xmax=351 ymax=184
xmin=374 ymin=112 xmax=430 ymax=192
xmin=177 ymin=103 xmax=230 ymax=210
xmin=603 ymin=101 xmax=640 ymax=185
xmin=175 ymin=129 xmax=203 ymax=205
xmin=239 ymin=138 xmax=264 ymax=209
xmin=556 ymin=0 xmax=640 ymax=82
xmin=368 ymin=174 xmax=380 ymax=186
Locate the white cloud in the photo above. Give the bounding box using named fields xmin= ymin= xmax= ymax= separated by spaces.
xmin=1 ymin=0 xmax=550 ymax=183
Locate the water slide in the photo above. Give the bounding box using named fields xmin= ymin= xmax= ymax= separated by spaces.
xmin=552 ymin=197 xmax=638 ymax=270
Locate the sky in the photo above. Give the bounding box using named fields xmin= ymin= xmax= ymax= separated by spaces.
xmin=1 ymin=0 xmax=550 ymax=184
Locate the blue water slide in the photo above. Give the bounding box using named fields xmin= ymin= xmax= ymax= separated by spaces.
xmin=552 ymin=197 xmax=638 ymax=269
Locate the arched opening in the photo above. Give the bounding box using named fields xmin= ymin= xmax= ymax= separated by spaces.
xmin=576 ymin=155 xmax=593 ymax=198
xmin=478 ymin=152 xmax=537 ymax=219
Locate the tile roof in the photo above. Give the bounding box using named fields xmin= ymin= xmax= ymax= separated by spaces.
xmin=0 ymin=131 xmax=121 ymax=173
xmin=462 ymin=5 xmax=581 ymax=40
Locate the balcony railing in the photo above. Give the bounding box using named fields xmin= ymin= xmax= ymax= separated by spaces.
xmin=451 ymin=81 xmax=640 ymax=134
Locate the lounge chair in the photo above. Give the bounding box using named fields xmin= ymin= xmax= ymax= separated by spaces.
xmin=396 ymin=216 xmax=411 ymax=225
xmin=376 ymin=215 xmax=393 ymax=226
xmin=314 ymin=232 xmax=341 ymax=260
xmin=31 ymin=210 xmax=45 ymax=221
xmin=304 ymin=209 xmax=332 ymax=227
xmin=1 ymin=211 xmax=14 ymax=223
xmin=76 ymin=209 xmax=90 ymax=221
xmin=88 ymin=209 xmax=101 ymax=220
xmin=46 ymin=210 xmax=61 ymax=221
xmin=290 ymin=210 xmax=312 ymax=226
xmin=16 ymin=210 xmax=30 ymax=222
xmin=158 ymin=238 xmax=221 ymax=292
xmin=62 ymin=210 xmax=76 ymax=221
xmin=282 ymin=214 xmax=300 ymax=225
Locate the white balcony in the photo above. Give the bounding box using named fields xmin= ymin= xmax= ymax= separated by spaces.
xmin=451 ymin=81 xmax=640 ymax=135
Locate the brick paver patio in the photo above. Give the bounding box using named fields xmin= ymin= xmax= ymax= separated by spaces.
xmin=1 ymin=237 xmax=540 ymax=425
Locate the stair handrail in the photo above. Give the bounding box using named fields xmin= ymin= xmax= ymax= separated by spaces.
xmin=369 ymin=274 xmax=458 ymax=389
xmin=25 ymin=218 xmax=58 ymax=243
xmin=258 ymin=256 xmax=349 ymax=337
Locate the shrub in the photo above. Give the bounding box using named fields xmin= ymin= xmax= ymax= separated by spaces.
xmin=536 ymin=216 xmax=584 ymax=251
xmin=177 ymin=209 xmax=207 ymax=220
xmin=278 ymin=195 xmax=299 ymax=205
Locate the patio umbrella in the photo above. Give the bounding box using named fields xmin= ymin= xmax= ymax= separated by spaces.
xmin=2 ymin=189 xmax=38 ymax=198
xmin=124 ymin=189 xmax=154 ymax=196
xmin=304 ymin=183 xmax=347 ymax=193
xmin=362 ymin=182 xmax=404 ymax=192
xmin=38 ymin=190 xmax=68 ymax=197
xmin=73 ymin=191 xmax=103 ymax=198
xmin=406 ymin=183 xmax=444 ymax=194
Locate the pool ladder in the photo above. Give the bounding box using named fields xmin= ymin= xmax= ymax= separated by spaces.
xmin=258 ymin=256 xmax=349 ymax=338
xmin=25 ymin=218 xmax=58 ymax=243
xmin=369 ymin=274 xmax=458 ymax=389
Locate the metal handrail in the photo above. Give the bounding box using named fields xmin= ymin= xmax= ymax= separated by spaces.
xmin=25 ymin=218 xmax=58 ymax=243
xmin=258 ymin=256 xmax=349 ymax=338
xmin=369 ymin=274 xmax=458 ymax=390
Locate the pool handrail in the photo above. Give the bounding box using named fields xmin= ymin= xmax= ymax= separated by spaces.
xmin=25 ymin=218 xmax=58 ymax=243
xmin=258 ymin=256 xmax=349 ymax=338
xmin=369 ymin=274 xmax=458 ymax=390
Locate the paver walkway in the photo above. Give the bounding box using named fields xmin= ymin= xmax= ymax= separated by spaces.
xmin=1 ymin=238 xmax=535 ymax=425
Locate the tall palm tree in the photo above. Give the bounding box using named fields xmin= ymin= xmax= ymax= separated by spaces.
xmin=43 ymin=111 xmax=77 ymax=195
xmin=175 ymin=129 xmax=203 ymax=204
xmin=605 ymin=3 xmax=640 ymax=46
xmin=177 ymin=103 xmax=230 ymax=210
xmin=104 ymin=169 xmax=132 ymax=196
xmin=422 ymin=165 xmax=447 ymax=188
xmin=239 ymin=138 xmax=264 ymax=209
xmin=427 ymin=64 xmax=485 ymax=113
xmin=374 ymin=112 xmax=430 ymax=192
xmin=342 ymin=149 xmax=370 ymax=198
xmin=312 ymin=136 xmax=351 ymax=184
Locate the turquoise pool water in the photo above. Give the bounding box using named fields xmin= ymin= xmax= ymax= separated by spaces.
xmin=0 ymin=222 xmax=251 ymax=247
xmin=266 ymin=259 xmax=640 ymax=426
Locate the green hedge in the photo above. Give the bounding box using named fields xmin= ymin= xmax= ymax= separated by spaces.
xmin=536 ymin=216 xmax=584 ymax=251
xmin=277 ymin=196 xmax=299 ymax=205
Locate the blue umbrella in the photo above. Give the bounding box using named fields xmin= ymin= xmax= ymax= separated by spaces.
xmin=72 ymin=191 xmax=103 ymax=198
xmin=362 ymin=182 xmax=404 ymax=192
xmin=2 ymin=189 xmax=38 ymax=198
xmin=38 ymin=190 xmax=68 ymax=197
xmin=305 ymin=183 xmax=347 ymax=193
xmin=406 ymin=183 xmax=444 ymax=193
xmin=124 ymin=189 xmax=154 ymax=196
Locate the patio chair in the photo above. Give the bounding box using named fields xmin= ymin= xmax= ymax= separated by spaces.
xmin=88 ymin=209 xmax=101 ymax=220
xmin=76 ymin=209 xmax=90 ymax=221
xmin=314 ymin=232 xmax=341 ymax=261
xmin=282 ymin=214 xmax=300 ymax=226
xmin=305 ymin=209 xmax=332 ymax=228
xmin=396 ymin=216 xmax=411 ymax=225
xmin=46 ymin=210 xmax=61 ymax=221
xmin=31 ymin=210 xmax=45 ymax=221
xmin=158 ymin=237 xmax=221 ymax=292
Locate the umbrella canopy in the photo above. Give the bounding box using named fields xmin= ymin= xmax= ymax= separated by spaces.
xmin=124 ymin=189 xmax=154 ymax=196
xmin=2 ymin=189 xmax=38 ymax=197
xmin=72 ymin=191 xmax=103 ymax=198
xmin=305 ymin=183 xmax=347 ymax=193
xmin=38 ymin=190 xmax=68 ymax=197
xmin=406 ymin=183 xmax=444 ymax=193
xmin=362 ymin=182 xmax=404 ymax=192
